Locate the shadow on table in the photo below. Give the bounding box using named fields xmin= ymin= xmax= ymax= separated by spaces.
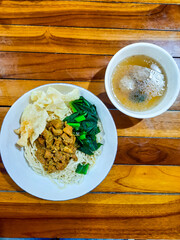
xmin=109 ymin=110 xmax=142 ymax=129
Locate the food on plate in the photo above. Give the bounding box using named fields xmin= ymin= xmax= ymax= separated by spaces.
xmin=111 ymin=55 xmax=167 ymax=111
xmin=15 ymin=87 xmax=103 ymax=186
xmin=35 ymin=119 xmax=77 ymax=173
xmin=64 ymin=96 xmax=102 ymax=156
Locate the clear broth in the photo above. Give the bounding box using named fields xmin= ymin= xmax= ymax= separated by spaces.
xmin=111 ymin=55 xmax=167 ymax=111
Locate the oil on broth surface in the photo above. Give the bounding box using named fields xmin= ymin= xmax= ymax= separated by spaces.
xmin=111 ymin=55 xmax=167 ymax=112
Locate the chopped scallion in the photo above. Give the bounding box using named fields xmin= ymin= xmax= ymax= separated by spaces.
xmin=75 ymin=114 xmax=86 ymax=122
xmin=79 ymin=132 xmax=87 ymax=140
xmin=69 ymin=102 xmax=77 ymax=113
xmin=75 ymin=163 xmax=89 ymax=174
xmin=67 ymin=122 xmax=80 ymax=130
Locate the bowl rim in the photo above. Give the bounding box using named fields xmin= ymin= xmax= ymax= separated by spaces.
xmin=0 ymin=83 xmax=118 ymax=201
xmin=105 ymin=42 xmax=180 ymax=119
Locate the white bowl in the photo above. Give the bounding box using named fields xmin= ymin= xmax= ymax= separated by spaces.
xmin=0 ymin=83 xmax=117 ymax=201
xmin=105 ymin=43 xmax=180 ymax=118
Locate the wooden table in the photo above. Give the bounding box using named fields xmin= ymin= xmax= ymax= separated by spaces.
xmin=0 ymin=0 xmax=180 ymax=239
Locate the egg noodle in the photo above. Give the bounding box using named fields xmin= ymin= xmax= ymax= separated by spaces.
xmin=15 ymin=87 xmax=103 ymax=187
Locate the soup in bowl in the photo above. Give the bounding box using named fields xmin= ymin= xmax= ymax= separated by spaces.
xmin=105 ymin=43 xmax=180 ymax=119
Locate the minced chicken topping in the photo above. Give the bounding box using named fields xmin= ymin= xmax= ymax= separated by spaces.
xmin=35 ymin=119 xmax=77 ymax=173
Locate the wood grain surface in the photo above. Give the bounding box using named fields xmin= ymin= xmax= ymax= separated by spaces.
xmin=76 ymin=0 xmax=180 ymax=4
xmin=0 ymin=193 xmax=179 ymax=238
xmin=0 ymin=1 xmax=179 ymax=30
xmin=116 ymin=137 xmax=180 ymax=165
xmin=0 ymin=52 xmax=111 ymax=81
xmin=1 ymin=214 xmax=179 ymax=239
xmin=0 ymin=0 xmax=180 ymax=238
xmin=112 ymin=111 xmax=180 ymax=138
xmin=0 ymin=53 xmax=179 ymax=81
xmin=0 ymin=25 xmax=180 ymax=56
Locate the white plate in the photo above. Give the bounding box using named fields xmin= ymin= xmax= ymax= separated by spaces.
xmin=0 ymin=83 xmax=117 ymax=201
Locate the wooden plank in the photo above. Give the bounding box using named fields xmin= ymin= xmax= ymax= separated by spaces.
xmin=79 ymin=0 xmax=180 ymax=4
xmin=0 ymin=53 xmax=180 ymax=81
xmin=111 ymin=110 xmax=180 ymax=138
xmin=0 ymin=214 xmax=179 ymax=238
xmin=0 ymin=192 xmax=179 ymax=219
xmin=0 ymin=107 xmax=9 ymax=124
xmin=0 ymin=159 xmax=180 ymax=193
xmin=0 ymin=107 xmax=180 ymax=138
xmin=116 ymin=137 xmax=180 ymax=165
xmin=0 ymin=52 xmax=111 ymax=81
xmin=0 ymin=25 xmax=180 ymax=56
xmin=94 ymin=165 xmax=180 ymax=193
xmin=0 ymin=191 xmax=179 ymax=204
xmin=0 ymin=79 xmax=179 ymax=110
xmin=0 ymin=1 xmax=179 ymax=30
xmin=0 ymin=193 xmax=179 ymax=238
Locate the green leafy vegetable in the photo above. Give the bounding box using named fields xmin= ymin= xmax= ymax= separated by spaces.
xmin=78 ymin=146 xmax=93 ymax=155
xmin=69 ymin=102 xmax=77 ymax=113
xmin=79 ymin=131 xmax=87 ymax=140
xmin=63 ymin=96 xmax=102 ymax=156
xmin=67 ymin=122 xmax=80 ymax=130
xmin=64 ymin=112 xmax=79 ymax=123
xmin=75 ymin=114 xmax=86 ymax=122
xmin=89 ymin=126 xmax=100 ymax=137
xmin=75 ymin=163 xmax=89 ymax=174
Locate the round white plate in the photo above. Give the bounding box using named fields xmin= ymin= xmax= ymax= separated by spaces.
xmin=0 ymin=83 xmax=117 ymax=201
